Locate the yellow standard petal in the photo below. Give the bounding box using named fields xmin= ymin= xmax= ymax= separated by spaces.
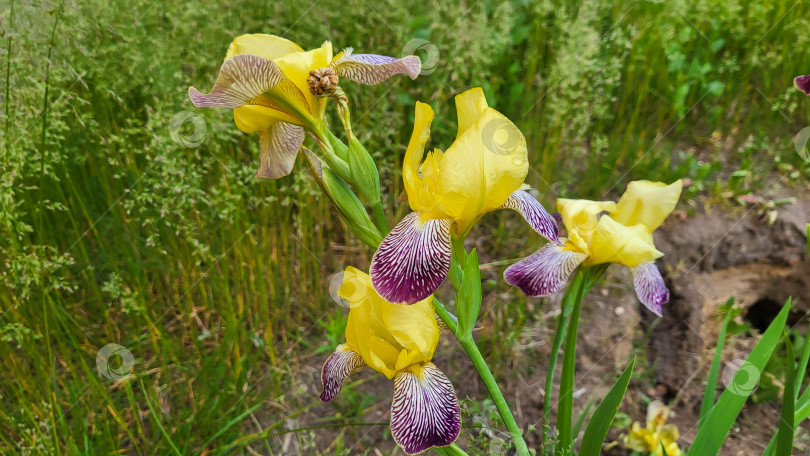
xmin=341 ymin=267 xmax=440 ymax=379
xmin=225 ymin=33 xmax=304 ymax=61
xmin=402 ymin=88 xmax=528 ymax=233
xmin=612 ymin=180 xmax=683 ymax=231
xmin=586 ymin=215 xmax=662 ymax=267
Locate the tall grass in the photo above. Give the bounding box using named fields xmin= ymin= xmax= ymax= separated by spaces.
xmin=0 ymin=0 xmax=807 ymax=453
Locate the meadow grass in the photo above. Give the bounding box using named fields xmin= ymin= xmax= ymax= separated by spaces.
xmin=1 ymin=0 xmax=808 ymax=453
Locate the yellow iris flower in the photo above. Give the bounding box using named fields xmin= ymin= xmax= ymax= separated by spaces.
xmin=320 ymin=267 xmax=460 ymax=455
xmin=224 ymin=34 xmax=332 ymax=136
xmin=505 ymin=180 xmax=682 ymax=315
xmin=558 ymin=180 xmax=682 ymax=267
xmin=370 ymin=88 xmax=559 ymax=304
xmin=624 ymin=400 xmax=682 ymax=456
xmin=189 ymin=34 xmax=420 ymax=179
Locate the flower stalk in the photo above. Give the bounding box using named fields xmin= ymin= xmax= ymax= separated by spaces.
xmin=433 ymin=298 xmax=531 ymax=456
xmin=550 ymin=265 xmax=606 ymax=451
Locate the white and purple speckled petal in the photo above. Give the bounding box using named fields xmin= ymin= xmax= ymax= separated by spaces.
xmin=504 ymin=243 xmax=587 ymax=297
xmin=631 ymin=262 xmax=669 ymax=317
xmin=370 ymin=212 xmax=452 ymax=304
xmin=256 ymin=122 xmax=304 ymax=179
xmin=189 ymin=54 xmax=284 ymax=108
xmin=391 ymin=363 xmax=461 ymax=455
xmin=332 ymin=50 xmax=421 ymax=85
xmin=501 ymin=189 xmax=561 ymax=243
xmin=796 ymin=74 xmax=810 ymax=95
xmin=320 ymin=344 xmax=365 ymax=402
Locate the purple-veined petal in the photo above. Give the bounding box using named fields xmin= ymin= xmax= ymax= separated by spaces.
xmin=332 ymin=49 xmax=421 ymax=85
xmin=553 ymin=212 xmax=563 ymax=228
xmin=320 ymin=344 xmax=365 ymax=402
xmin=631 ymin=262 xmax=669 ymax=317
xmin=256 ymin=122 xmax=304 ymax=179
xmin=370 ymin=212 xmax=452 ymax=304
xmin=504 ymin=243 xmax=588 ymax=297
xmin=501 ymin=189 xmax=560 ymax=243
xmin=796 ymin=74 xmax=810 ymax=95
xmin=189 ymin=54 xmax=284 ymax=108
xmin=391 ymin=363 xmax=461 ymax=455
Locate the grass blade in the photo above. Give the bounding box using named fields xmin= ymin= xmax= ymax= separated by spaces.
xmin=579 ymin=356 xmax=636 ymax=456
xmin=200 ymin=402 xmax=262 ymax=451
xmin=775 ymin=331 xmax=795 ymax=456
xmin=139 ymin=379 xmax=183 ymax=456
xmin=688 ymin=299 xmax=792 ymax=455
xmin=700 ymin=297 xmax=735 ymax=419
xmin=573 ymin=398 xmax=596 ymax=440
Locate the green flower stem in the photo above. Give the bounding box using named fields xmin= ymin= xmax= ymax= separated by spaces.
xmin=433 ymin=299 xmax=530 ymax=456
xmin=543 ymin=280 xmax=576 ymax=423
xmin=556 ymin=269 xmax=587 ymax=448
xmin=556 ymin=266 xmax=603 ymax=449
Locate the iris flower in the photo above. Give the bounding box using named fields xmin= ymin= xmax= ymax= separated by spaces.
xmin=623 ymin=400 xmax=682 ymax=456
xmin=320 ymin=267 xmax=460 ymax=455
xmin=369 ymin=88 xmax=559 ymax=304
xmin=505 ymin=180 xmax=682 ymax=316
xmin=796 ymin=74 xmax=810 ymax=95
xmin=189 ymin=34 xmax=420 ymax=178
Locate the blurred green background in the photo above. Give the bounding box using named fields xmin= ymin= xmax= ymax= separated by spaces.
xmin=1 ymin=0 xmax=808 ymax=453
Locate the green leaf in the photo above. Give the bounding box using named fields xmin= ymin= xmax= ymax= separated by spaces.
xmin=579 ymin=356 xmax=636 ymax=456
xmin=433 ymin=442 xmax=469 ymax=455
xmin=775 ymin=331 xmax=795 ymax=456
xmin=701 ymin=297 xmax=735 ymax=419
xmin=689 ymin=299 xmax=792 ymax=455
xmin=456 ymin=249 xmax=481 ymax=338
